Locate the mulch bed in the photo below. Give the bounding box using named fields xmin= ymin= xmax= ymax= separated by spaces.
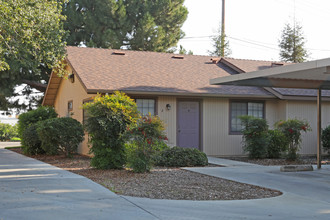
xmin=8 ymin=147 xmax=282 ymax=200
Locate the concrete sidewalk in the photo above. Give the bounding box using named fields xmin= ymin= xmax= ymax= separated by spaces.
xmin=207 ymin=156 xmax=261 ymax=167
xmin=0 ymin=149 xmax=156 ymax=220
xmin=0 ymin=141 xmax=21 ymax=149
xmin=1 ymin=149 xmax=330 ymax=220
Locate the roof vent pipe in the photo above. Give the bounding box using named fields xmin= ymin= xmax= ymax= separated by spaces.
xmin=172 ymin=55 xmax=184 ymax=59
xmin=211 ymin=58 xmax=220 ymax=64
xmin=112 ymin=51 xmax=126 ymax=55
xmin=271 ymin=62 xmax=284 ymax=67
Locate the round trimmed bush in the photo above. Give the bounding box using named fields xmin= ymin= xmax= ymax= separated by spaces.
xmin=153 ymin=147 xmax=208 ymax=167
xmin=37 ymin=117 xmax=84 ymax=157
xmin=18 ymin=106 xmax=58 ymax=137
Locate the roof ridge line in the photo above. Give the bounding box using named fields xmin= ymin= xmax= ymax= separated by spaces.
xmin=220 ymin=58 xmax=245 ymax=73
xmin=224 ymin=56 xmax=286 ymax=63
xmin=66 ymin=46 xmax=215 ymax=58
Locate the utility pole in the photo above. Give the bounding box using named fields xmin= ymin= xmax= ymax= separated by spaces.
xmin=221 ymin=0 xmax=225 ymax=57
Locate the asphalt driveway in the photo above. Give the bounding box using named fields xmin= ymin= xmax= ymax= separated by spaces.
xmin=1 ymin=144 xmax=329 ymax=220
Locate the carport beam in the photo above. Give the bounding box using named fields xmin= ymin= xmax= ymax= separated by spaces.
xmin=317 ymin=89 xmax=321 ymax=169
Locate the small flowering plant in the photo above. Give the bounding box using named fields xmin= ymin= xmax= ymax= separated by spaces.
xmin=127 ymin=114 xmax=168 ymax=147
xmin=275 ymin=119 xmax=311 ymax=160
xmin=126 ymin=113 xmax=168 ymax=172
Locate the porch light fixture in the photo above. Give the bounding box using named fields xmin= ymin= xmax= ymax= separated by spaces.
xmin=69 ymin=74 xmax=74 ymax=83
xmin=166 ymin=104 xmax=171 ymax=110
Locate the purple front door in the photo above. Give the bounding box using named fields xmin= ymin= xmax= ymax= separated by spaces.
xmin=177 ymin=101 xmax=200 ymax=149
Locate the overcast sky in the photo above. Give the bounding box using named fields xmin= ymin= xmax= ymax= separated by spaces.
xmin=178 ymin=0 xmax=330 ymax=61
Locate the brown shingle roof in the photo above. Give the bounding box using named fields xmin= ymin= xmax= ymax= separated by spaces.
xmin=273 ymin=88 xmax=330 ymax=97
xmin=222 ymin=58 xmax=288 ymax=73
xmin=65 ymin=46 xmax=275 ymax=97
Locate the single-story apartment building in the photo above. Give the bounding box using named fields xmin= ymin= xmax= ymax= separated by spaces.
xmin=43 ymin=46 xmax=330 ymax=156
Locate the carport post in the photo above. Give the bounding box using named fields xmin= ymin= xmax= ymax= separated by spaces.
xmin=317 ymin=88 xmax=322 ymax=169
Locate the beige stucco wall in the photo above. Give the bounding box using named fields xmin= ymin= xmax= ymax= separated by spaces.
xmin=286 ymin=100 xmax=330 ymax=155
xmin=157 ymin=96 xmax=177 ymax=146
xmin=202 ymin=98 xmax=302 ymax=156
xmin=157 ymin=97 xmax=330 ymax=156
xmin=202 ymin=98 xmax=244 ymax=156
xmin=53 ymin=67 xmax=93 ymax=155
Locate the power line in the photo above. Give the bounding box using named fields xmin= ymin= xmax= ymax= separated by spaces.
xmin=182 ymin=35 xmax=215 ymax=39
xmin=182 ymin=34 xmax=330 ymax=52
xmin=227 ymin=36 xmax=279 ymax=51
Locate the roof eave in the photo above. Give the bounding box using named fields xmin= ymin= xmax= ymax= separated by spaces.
xmin=86 ymin=89 xmax=275 ymax=99
xmin=210 ymin=58 xmax=330 ymax=90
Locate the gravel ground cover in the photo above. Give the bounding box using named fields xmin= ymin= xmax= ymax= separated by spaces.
xmin=226 ymin=156 xmax=330 ymax=166
xmin=8 ymin=148 xmax=282 ymax=200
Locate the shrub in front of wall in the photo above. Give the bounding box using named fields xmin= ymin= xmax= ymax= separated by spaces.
xmin=22 ymin=124 xmax=45 ymax=155
xmin=18 ymin=106 xmax=58 ymax=137
xmin=267 ymin=129 xmax=289 ymax=158
xmin=275 ymin=119 xmax=311 ymax=160
xmin=125 ymin=114 xmax=168 ymax=173
xmin=37 ymin=117 xmax=84 ymax=157
xmin=153 ymin=146 xmax=208 ymax=167
xmin=239 ymin=115 xmax=269 ymax=159
xmin=83 ymin=92 xmax=140 ymax=169
xmin=322 ymin=125 xmax=330 ymax=154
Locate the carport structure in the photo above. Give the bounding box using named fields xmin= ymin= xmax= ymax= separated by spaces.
xmin=211 ymin=58 xmax=330 ymax=169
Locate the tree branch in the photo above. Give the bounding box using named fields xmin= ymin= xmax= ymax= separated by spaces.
xmin=22 ymin=79 xmax=47 ymax=92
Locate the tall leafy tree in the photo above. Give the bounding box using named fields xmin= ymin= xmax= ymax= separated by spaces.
xmin=63 ymin=0 xmax=188 ymax=52
xmin=279 ymin=22 xmax=308 ymax=63
xmin=208 ymin=26 xmax=231 ymax=57
xmin=0 ymin=0 xmax=67 ymax=112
